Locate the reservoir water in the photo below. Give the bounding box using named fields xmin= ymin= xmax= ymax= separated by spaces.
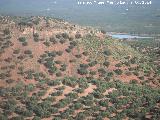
xmin=109 ymin=34 xmax=153 ymax=39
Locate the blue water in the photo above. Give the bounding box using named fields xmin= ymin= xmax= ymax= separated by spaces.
xmin=110 ymin=34 xmax=153 ymax=39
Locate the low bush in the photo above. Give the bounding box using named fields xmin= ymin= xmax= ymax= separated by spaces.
xmin=18 ymin=37 xmax=26 ymax=42
xmin=114 ymin=69 xmax=123 ymax=75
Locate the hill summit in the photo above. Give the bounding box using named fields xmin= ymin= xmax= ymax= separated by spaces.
xmin=0 ymin=16 xmax=159 ymax=120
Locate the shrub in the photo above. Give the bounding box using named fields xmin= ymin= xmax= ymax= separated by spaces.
xmin=55 ymin=60 xmax=62 ymax=64
xmin=49 ymin=37 xmax=57 ymax=44
xmin=61 ymin=33 xmax=69 ymax=39
xmin=55 ymin=34 xmax=61 ymax=39
xmin=133 ymin=71 xmax=139 ymax=76
xmin=125 ymin=71 xmax=132 ymax=76
xmin=47 ymin=80 xmax=61 ymax=86
xmin=68 ymin=45 xmax=74 ymax=49
xmin=48 ymin=108 xmax=58 ymax=114
xmin=74 ymin=103 xmax=83 ymax=110
xmin=24 ymin=50 xmax=32 ymax=55
xmin=103 ymin=61 xmax=110 ymax=67
xmin=114 ymin=69 xmax=123 ymax=75
xmin=138 ymin=76 xmax=145 ymax=80
xmin=82 ymin=51 xmax=89 ymax=56
xmin=33 ymin=116 xmax=41 ymax=120
xmin=104 ymin=76 xmax=111 ymax=81
xmin=48 ymin=67 xmax=57 ymax=74
xmin=75 ymin=54 xmax=82 ymax=58
xmin=70 ymin=41 xmax=77 ymax=46
xmin=77 ymin=68 xmax=88 ymax=75
xmin=56 ymin=72 xmax=62 ymax=77
xmin=65 ymin=48 xmax=71 ymax=53
xmin=99 ymin=100 xmax=108 ymax=107
xmin=56 ymin=51 xmax=63 ymax=56
xmin=18 ymin=37 xmax=26 ymax=42
xmin=6 ymin=79 xmax=14 ymax=84
xmin=89 ymin=71 xmax=96 ymax=75
xmin=3 ymin=28 xmax=10 ymax=35
xmin=33 ymin=19 xmax=40 ymax=25
xmin=103 ymin=50 xmax=111 ymax=56
xmin=115 ymin=63 xmax=122 ymax=68
xmin=53 ymin=117 xmax=62 ymax=120
xmin=75 ymin=112 xmax=86 ymax=120
xmin=48 ymin=51 xmax=57 ymax=57
xmin=75 ymin=33 xmax=82 ymax=39
xmin=98 ymin=68 xmax=106 ymax=74
xmin=60 ymin=64 xmax=67 ymax=71
xmin=130 ymin=79 xmax=138 ymax=84
xmin=59 ymin=39 xmax=66 ymax=44
xmin=33 ymin=33 xmax=39 ymax=42
xmin=51 ymin=90 xmax=63 ymax=96
xmin=69 ymin=59 xmax=76 ymax=63
xmin=93 ymin=91 xmax=103 ymax=98
xmin=69 ymin=37 xmax=74 ymax=41
xmin=80 ymin=64 xmax=89 ymax=69
xmin=62 ymin=77 xmax=77 ymax=87
xmin=88 ymin=61 xmax=97 ymax=67
xmin=22 ymin=42 xmax=28 ymax=46
xmin=43 ymin=41 xmax=50 ymax=47
xmin=13 ymin=49 xmax=20 ymax=54
xmin=100 ymin=29 xmax=106 ymax=34
xmin=10 ymin=116 xmax=24 ymax=120
xmin=130 ymin=57 xmax=137 ymax=64
xmin=74 ymin=88 xmax=85 ymax=93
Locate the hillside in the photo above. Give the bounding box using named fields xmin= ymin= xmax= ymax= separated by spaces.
xmin=0 ymin=16 xmax=160 ymax=120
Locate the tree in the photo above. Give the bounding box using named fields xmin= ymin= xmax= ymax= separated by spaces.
xmin=77 ymin=68 xmax=88 ymax=75
xmin=33 ymin=33 xmax=39 ymax=42
xmin=61 ymin=33 xmax=69 ymax=39
xmin=75 ymin=33 xmax=82 ymax=39
xmin=75 ymin=112 xmax=86 ymax=120
xmin=33 ymin=116 xmax=41 ymax=120
xmin=103 ymin=50 xmax=111 ymax=56
xmin=100 ymin=29 xmax=106 ymax=34
xmin=18 ymin=37 xmax=26 ymax=42
xmin=114 ymin=69 xmax=123 ymax=75
xmin=103 ymin=61 xmax=110 ymax=67
xmin=3 ymin=28 xmax=10 ymax=35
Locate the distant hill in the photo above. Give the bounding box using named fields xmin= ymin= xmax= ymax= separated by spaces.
xmin=0 ymin=0 xmax=160 ymax=34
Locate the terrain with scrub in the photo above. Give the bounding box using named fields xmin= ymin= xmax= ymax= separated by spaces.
xmin=0 ymin=16 xmax=160 ymax=120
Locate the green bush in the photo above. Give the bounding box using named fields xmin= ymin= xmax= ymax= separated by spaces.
xmin=13 ymin=49 xmax=20 ymax=54
xmin=56 ymin=51 xmax=63 ymax=56
xmin=65 ymin=48 xmax=71 ymax=53
xmin=70 ymin=41 xmax=77 ymax=46
xmin=3 ymin=28 xmax=10 ymax=35
xmin=75 ymin=33 xmax=82 ymax=39
xmin=56 ymin=72 xmax=62 ymax=77
xmin=114 ymin=69 xmax=123 ymax=75
xmin=75 ymin=54 xmax=82 ymax=58
xmin=103 ymin=61 xmax=110 ymax=67
xmin=22 ymin=42 xmax=28 ymax=46
xmin=103 ymin=50 xmax=111 ymax=56
xmin=61 ymin=33 xmax=69 ymax=39
xmin=33 ymin=33 xmax=39 ymax=42
xmin=18 ymin=37 xmax=26 ymax=42
xmin=88 ymin=61 xmax=97 ymax=67
xmin=47 ymin=80 xmax=61 ymax=86
xmin=43 ymin=41 xmax=50 ymax=47
xmin=24 ymin=50 xmax=32 ymax=55
xmin=77 ymin=68 xmax=88 ymax=75
xmin=59 ymin=39 xmax=66 ymax=44
xmin=33 ymin=116 xmax=41 ymax=120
